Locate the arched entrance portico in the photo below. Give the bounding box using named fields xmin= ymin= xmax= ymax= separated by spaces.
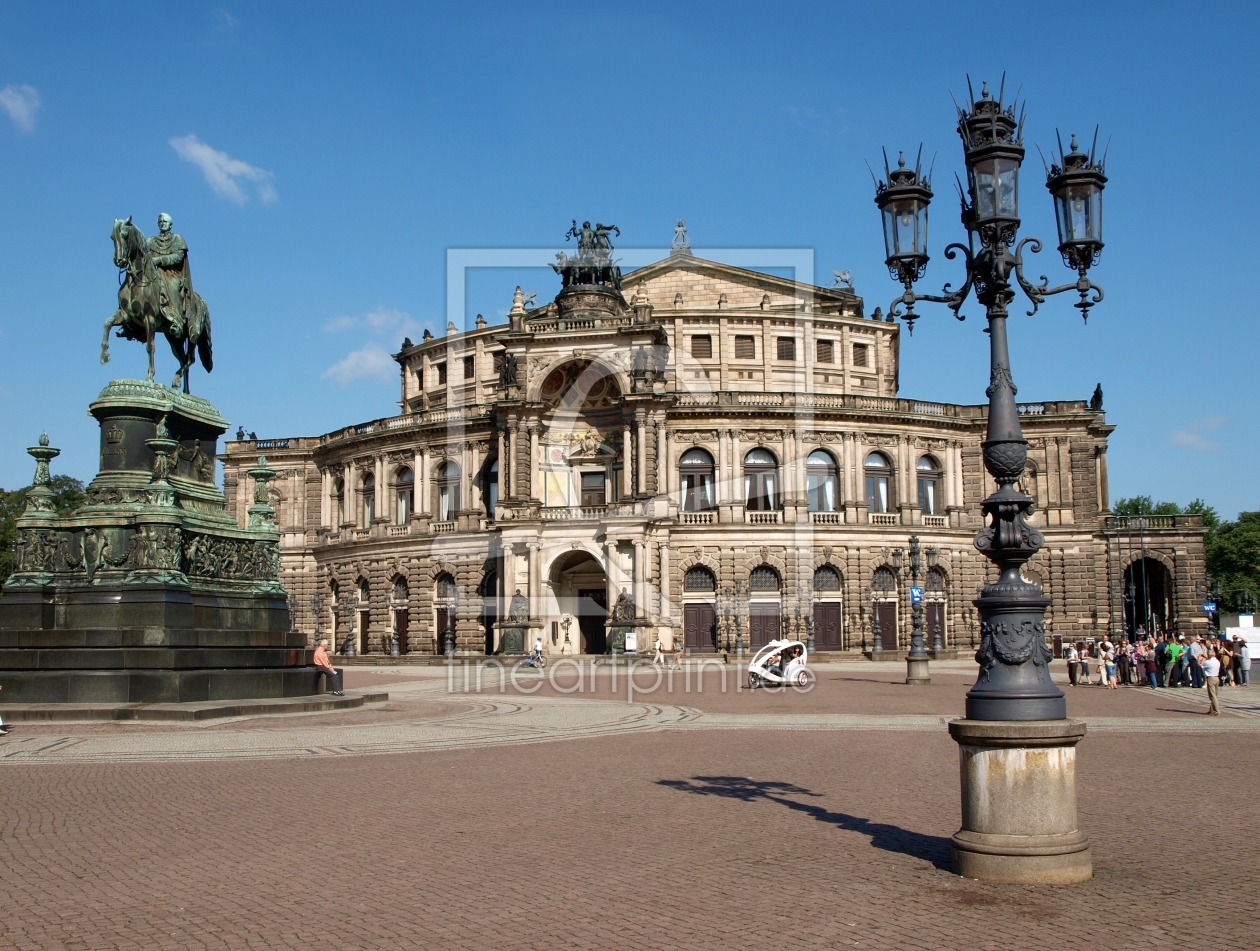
xmin=1123 ymin=557 xmax=1173 ymax=638
xmin=549 ymin=550 xmax=609 ymax=653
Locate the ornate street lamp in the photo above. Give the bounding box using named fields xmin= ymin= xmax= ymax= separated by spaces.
xmin=905 ymin=536 xmax=929 ymax=684
xmin=871 ymin=76 xmax=1105 ymax=883
xmin=926 ymin=546 xmax=944 ymax=653
xmin=733 ymin=580 xmax=747 ymax=657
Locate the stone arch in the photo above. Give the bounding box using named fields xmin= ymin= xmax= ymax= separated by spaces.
xmin=677 ymin=550 xmax=721 ymax=578
xmin=1117 ymin=547 xmax=1176 ymax=576
xmin=525 ymin=354 xmax=631 ymax=407
xmin=740 ymin=549 xmax=787 ymax=576
xmin=427 ymin=560 xmax=459 ymax=583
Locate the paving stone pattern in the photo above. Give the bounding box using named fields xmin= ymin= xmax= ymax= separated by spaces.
xmin=2 ymin=666 xmax=1257 ymax=950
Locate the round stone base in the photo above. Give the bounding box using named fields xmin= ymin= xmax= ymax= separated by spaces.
xmin=948 ymin=718 xmax=1092 ymax=884
xmin=952 ymin=835 xmax=1092 ymax=884
xmin=906 ymin=655 xmax=930 ymax=685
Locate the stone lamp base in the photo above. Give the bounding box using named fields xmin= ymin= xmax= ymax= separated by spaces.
xmin=948 ymin=719 xmax=1092 ymax=884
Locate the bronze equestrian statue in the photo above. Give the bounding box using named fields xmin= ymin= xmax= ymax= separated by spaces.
xmin=102 ymin=213 xmax=213 ymax=393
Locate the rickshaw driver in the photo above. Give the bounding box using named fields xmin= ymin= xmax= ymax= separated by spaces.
xmin=765 ymin=650 xmax=783 ymax=676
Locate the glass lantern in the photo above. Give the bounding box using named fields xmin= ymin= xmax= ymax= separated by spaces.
xmin=1046 ymin=135 xmax=1106 ymax=270
xmin=874 ymin=152 xmax=932 ymax=284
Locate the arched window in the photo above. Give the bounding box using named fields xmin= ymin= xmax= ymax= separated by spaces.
xmin=361 ymin=473 xmax=375 ymax=526
xmin=684 ymin=566 xmax=716 ymax=592
xmin=392 ymin=576 xmax=409 ymax=602
xmin=926 ymin=566 xmax=947 ymax=595
xmin=485 ymin=459 xmax=499 ymax=519
xmin=744 ymin=448 xmax=779 ymax=512
xmin=436 ymin=573 xmax=458 ymax=601
xmin=679 ymin=448 xmax=715 ymax=512
xmin=395 ymin=468 xmax=413 ymax=524
xmin=750 ymin=565 xmax=781 ymax=591
xmin=864 ymin=452 xmax=893 ymax=514
xmin=436 ymin=461 xmax=461 ymax=521
xmin=916 ymin=455 xmax=942 ymax=515
xmin=871 ymin=566 xmax=897 ymax=595
xmin=813 ymin=565 xmax=840 ymax=591
xmin=357 ymin=578 xmax=369 ymax=603
xmin=333 ymin=478 xmax=345 ymax=527
xmin=806 ymin=450 xmax=838 ymax=512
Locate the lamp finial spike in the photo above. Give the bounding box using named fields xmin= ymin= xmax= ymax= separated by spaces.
xmin=980 ymin=81 xmax=989 ymax=100
xmin=897 ymin=151 xmax=906 ymax=169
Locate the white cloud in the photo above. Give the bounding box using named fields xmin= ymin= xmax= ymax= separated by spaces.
xmin=0 ymin=84 xmax=41 ymax=132
xmin=169 ymin=134 xmax=276 ymax=205
xmin=322 ymin=345 xmax=396 ymax=385
xmin=1169 ymin=416 xmax=1225 ymax=452
xmin=324 ymin=307 xmax=422 ymax=338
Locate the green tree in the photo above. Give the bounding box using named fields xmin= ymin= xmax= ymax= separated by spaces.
xmin=1113 ymin=495 xmax=1182 ymax=517
xmin=1205 ymin=511 xmax=1260 ymax=611
xmin=0 ymin=475 xmax=86 ymax=583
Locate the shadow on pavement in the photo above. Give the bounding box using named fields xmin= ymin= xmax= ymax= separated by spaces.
xmin=658 ymin=775 xmax=951 ymax=870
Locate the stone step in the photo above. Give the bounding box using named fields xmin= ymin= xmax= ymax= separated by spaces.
xmin=0 ymin=629 xmax=308 ymax=649
xmin=0 ymin=647 xmax=312 ymax=671
xmin=0 ymin=689 xmax=389 ymax=721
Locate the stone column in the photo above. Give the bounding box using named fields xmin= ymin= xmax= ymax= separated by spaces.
xmin=634 ymin=541 xmax=646 ymax=619
xmin=528 ymin=542 xmax=541 ymax=620
xmin=656 ymin=421 xmax=667 ymax=498
xmin=469 ymin=441 xmax=483 ymax=512
xmin=320 ymin=468 xmax=331 ymax=527
xmin=343 ymin=462 xmax=356 ymax=526
xmin=375 ymin=455 xmax=386 ymax=518
xmin=948 ymin=720 xmax=1092 ymax=884
xmin=636 ymin=415 xmax=647 ymax=496
xmin=1096 ymin=444 xmax=1109 ymax=512
xmin=528 ymin=424 xmax=540 ymax=501
xmin=731 ymin=430 xmax=742 ymax=505
xmin=508 ymin=423 xmax=519 ymax=498
xmin=717 ymin=430 xmax=728 ymax=504
xmin=659 ymin=543 xmax=670 ymax=625
xmin=621 ymin=422 xmax=633 ymax=500
xmin=419 ymin=448 xmax=431 ymax=516
xmin=497 ymin=427 xmax=507 ymax=502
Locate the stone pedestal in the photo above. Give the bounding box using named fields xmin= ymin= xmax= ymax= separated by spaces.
xmin=948 ymin=719 xmax=1092 ymax=884
xmin=0 ymin=380 xmax=324 ymax=704
xmin=906 ymin=654 xmax=930 ymax=684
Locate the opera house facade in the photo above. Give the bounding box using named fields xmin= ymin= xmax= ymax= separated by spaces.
xmin=220 ymin=238 xmax=1206 ymax=658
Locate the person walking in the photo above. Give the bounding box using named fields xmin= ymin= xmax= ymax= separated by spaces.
xmin=652 ymin=636 xmax=665 ymax=666
xmin=1080 ymin=644 xmax=1093 ymax=686
xmin=671 ymin=634 xmax=683 ymax=670
xmin=312 ymin=638 xmax=344 ymax=696
xmin=1239 ymin=637 xmax=1251 ymax=686
xmin=1231 ymin=636 xmax=1246 ymax=686
xmin=0 ymin=683 xmax=9 ymax=736
xmin=1103 ymin=642 xmax=1118 ymax=689
xmin=1156 ymin=636 xmax=1170 ymax=687
xmin=1201 ymin=649 xmax=1222 ymax=716
xmin=1188 ymin=636 xmax=1205 ymax=689
xmin=1143 ymin=643 xmax=1160 ymax=689
xmin=1065 ymin=642 xmax=1080 ymax=686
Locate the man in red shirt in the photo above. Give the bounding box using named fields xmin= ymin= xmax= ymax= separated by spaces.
xmin=312 ymin=638 xmax=343 ymax=696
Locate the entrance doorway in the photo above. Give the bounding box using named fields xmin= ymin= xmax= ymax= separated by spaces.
xmin=1123 ymin=557 xmax=1173 ymax=637
xmin=750 ymin=602 xmax=781 ymax=649
xmin=395 ymin=609 xmax=409 ymax=654
xmin=873 ymin=601 xmax=897 ymax=650
xmin=578 ymin=589 xmax=608 ymax=654
xmin=813 ymin=602 xmax=842 ymax=650
xmin=549 ymin=550 xmax=611 ymax=654
xmin=684 ymin=602 xmax=717 ymax=652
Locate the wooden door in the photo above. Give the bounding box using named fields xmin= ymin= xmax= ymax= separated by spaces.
xmin=358 ymin=609 xmax=371 ymax=654
xmin=684 ymin=603 xmax=717 ymax=653
xmin=926 ymin=602 xmax=945 ymax=649
xmin=395 ymin=609 xmax=409 ymax=654
xmin=813 ymin=602 xmax=842 ymax=650
xmin=873 ymin=602 xmax=897 ymax=650
xmin=436 ymin=607 xmax=453 ymax=653
xmin=750 ymin=602 xmax=781 ymax=649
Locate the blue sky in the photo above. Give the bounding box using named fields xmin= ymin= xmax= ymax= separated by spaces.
xmin=0 ymin=2 xmax=1256 ymax=518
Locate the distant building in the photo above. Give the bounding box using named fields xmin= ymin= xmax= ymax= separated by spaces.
xmin=221 ymin=247 xmax=1206 ymax=656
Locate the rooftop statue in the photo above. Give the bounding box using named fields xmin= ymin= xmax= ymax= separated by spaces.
xmin=552 ymin=219 xmax=622 ymax=290
xmin=102 ymin=213 xmax=213 ymax=393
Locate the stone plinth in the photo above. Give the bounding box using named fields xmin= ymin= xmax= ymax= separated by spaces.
xmin=0 ymin=381 xmax=324 ymax=704
xmin=948 ymin=719 xmax=1092 ymax=884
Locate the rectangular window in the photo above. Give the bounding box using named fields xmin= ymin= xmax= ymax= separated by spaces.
xmin=435 ymin=362 xmax=447 ymax=385
xmin=463 ymin=356 xmax=475 ymax=380
xmin=776 ymin=336 xmax=796 ymax=361
xmin=580 ymin=472 xmax=606 ymax=508
xmin=918 ymin=477 xmax=938 ymax=515
xmin=816 ymin=339 xmax=835 ymax=363
xmin=734 ymin=335 xmax=756 ymax=359
xmin=492 ymin=351 xmax=505 ymax=375
xmin=690 ymin=335 xmax=713 ymax=359
xmin=852 ymin=344 xmax=870 ymax=368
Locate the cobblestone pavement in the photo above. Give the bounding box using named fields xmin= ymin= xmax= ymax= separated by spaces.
xmin=2 ymin=664 xmax=1257 ymax=950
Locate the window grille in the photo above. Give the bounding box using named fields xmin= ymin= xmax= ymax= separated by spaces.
xmin=685 ymin=567 xmax=716 ymax=591
xmin=813 ymin=566 xmax=840 ymax=591
xmin=750 ymin=566 xmax=781 ymax=590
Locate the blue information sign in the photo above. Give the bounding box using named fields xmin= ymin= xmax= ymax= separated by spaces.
xmin=1203 ymin=602 xmax=1217 ymax=614
xmin=910 ymin=586 xmax=924 ymax=605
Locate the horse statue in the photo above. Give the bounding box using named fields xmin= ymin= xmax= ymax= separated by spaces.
xmin=102 ymin=216 xmax=212 ymax=392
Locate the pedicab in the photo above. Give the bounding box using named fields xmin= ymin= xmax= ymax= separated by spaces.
xmin=747 ymin=639 xmax=809 ymax=688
